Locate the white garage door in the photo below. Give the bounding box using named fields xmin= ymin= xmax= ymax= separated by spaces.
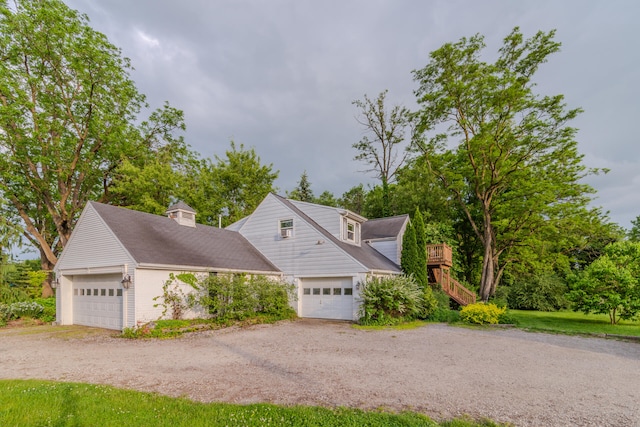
xmin=73 ymin=274 xmax=123 ymax=330
xmin=300 ymin=277 xmax=354 ymax=320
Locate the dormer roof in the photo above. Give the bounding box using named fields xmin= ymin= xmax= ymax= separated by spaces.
xmin=165 ymin=201 xmax=197 ymax=228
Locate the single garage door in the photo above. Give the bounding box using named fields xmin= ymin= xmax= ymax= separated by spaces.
xmin=73 ymin=274 xmax=123 ymax=330
xmin=300 ymin=277 xmax=354 ymax=320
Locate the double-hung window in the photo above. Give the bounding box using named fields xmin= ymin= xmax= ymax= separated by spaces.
xmin=342 ymin=217 xmax=360 ymax=244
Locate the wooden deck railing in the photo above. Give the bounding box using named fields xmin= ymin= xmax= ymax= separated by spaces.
xmin=431 ymin=267 xmax=476 ymax=306
xmin=427 ymin=244 xmax=452 ymax=267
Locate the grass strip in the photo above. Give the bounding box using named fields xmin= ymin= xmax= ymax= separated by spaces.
xmin=0 ymin=380 xmax=502 ymax=427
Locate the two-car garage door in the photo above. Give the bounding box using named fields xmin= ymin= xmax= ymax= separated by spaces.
xmin=300 ymin=277 xmax=354 ymax=320
xmin=72 ymin=274 xmax=123 ymax=330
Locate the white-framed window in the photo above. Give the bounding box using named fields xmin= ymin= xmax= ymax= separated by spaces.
xmin=342 ymin=217 xmax=360 ymax=244
xmin=279 ymin=219 xmax=293 ymax=239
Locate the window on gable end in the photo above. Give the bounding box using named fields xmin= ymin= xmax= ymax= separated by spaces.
xmin=280 ymin=219 xmax=293 ymax=239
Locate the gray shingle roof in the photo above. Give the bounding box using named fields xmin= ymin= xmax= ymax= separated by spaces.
xmin=89 ymin=202 xmax=280 ymax=273
xmin=165 ymin=201 xmax=196 ymax=213
xmin=361 ymin=214 xmax=409 ymax=240
xmin=273 ymin=195 xmax=401 ymax=273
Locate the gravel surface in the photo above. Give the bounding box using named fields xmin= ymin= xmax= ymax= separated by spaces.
xmin=0 ymin=319 xmax=639 ymax=426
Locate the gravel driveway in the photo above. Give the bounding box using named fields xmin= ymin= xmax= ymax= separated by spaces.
xmin=1 ymin=320 xmax=638 ymax=426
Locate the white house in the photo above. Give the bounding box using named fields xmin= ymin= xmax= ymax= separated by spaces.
xmin=54 ymin=201 xmax=280 ymax=330
xmin=227 ymin=194 xmax=407 ymax=321
xmin=55 ymin=195 xmax=408 ymax=329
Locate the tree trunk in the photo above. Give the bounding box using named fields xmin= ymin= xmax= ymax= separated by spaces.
xmin=381 ymin=177 xmax=390 ymax=217
xmin=479 ymin=213 xmax=494 ymax=302
xmin=40 ymin=250 xmax=56 ymax=298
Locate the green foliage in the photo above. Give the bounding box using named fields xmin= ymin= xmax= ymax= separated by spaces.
xmin=569 ymin=241 xmax=640 ymax=324
xmin=500 ymin=272 xmax=569 ymax=311
xmin=412 ymin=27 xmax=599 ymax=301
xmin=287 ymin=170 xmax=314 ymax=202
xmin=628 ymin=215 xmax=640 ymax=242
xmin=420 ymin=285 xmax=438 ymax=319
xmin=459 ymin=303 xmax=506 ymax=325
xmin=209 ymin=141 xmax=279 ymax=225
xmin=0 ymin=297 xmax=55 ymax=326
xmin=0 ymin=379 xmax=499 ymax=427
xmin=0 ymin=0 xmax=187 ymax=293
xmin=153 ymin=274 xmax=197 ymax=320
xmin=358 ymin=275 xmax=424 ymax=325
xmin=33 ymin=297 xmax=56 ymax=323
xmin=199 ymin=274 xmax=295 ymax=321
xmin=509 ymin=309 xmax=640 ymax=337
xmin=428 ymin=289 xmax=460 ymax=322
xmin=0 ymin=283 xmax=28 ymax=304
xmin=339 ymin=184 xmax=367 ymax=214
xmin=314 ymin=190 xmax=338 ymax=207
xmin=412 ymin=208 xmax=428 ymax=288
xmin=352 ymin=90 xmax=412 ymax=216
xmin=1 ymin=300 xmax=43 ymax=320
xmin=400 ymin=222 xmax=419 ymax=278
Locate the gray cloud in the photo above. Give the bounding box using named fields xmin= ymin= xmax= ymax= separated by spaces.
xmin=65 ymin=0 xmax=640 ymax=229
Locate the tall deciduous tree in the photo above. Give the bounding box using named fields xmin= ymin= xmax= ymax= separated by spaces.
xmin=412 ymin=28 xmax=599 ymax=301
xmin=209 ymin=141 xmax=278 ymax=225
xmin=0 ymin=0 xmax=185 ymax=295
xmin=352 ymin=90 xmax=412 ymax=217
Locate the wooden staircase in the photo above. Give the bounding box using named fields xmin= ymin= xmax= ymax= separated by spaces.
xmin=427 ymin=244 xmax=476 ymax=306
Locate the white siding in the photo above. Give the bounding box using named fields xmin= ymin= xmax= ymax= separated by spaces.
xmin=368 ymin=240 xmax=400 ymax=265
xmin=56 ymin=204 xmax=135 ymax=270
xmin=238 ymin=195 xmax=366 ymax=276
xmin=133 ymin=269 xmax=207 ymax=324
xmin=289 ymin=200 xmax=341 ymax=237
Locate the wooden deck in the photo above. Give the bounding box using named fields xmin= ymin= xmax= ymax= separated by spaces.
xmin=427 ymin=243 xmax=476 ymax=306
xmin=427 ymin=244 xmax=452 ymax=267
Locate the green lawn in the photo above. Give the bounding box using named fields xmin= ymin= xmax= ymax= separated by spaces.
xmin=509 ymin=310 xmax=640 ymax=337
xmin=0 ymin=380 xmax=501 ymax=427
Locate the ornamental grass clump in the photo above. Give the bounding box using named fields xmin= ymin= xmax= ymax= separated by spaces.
xmin=460 ymin=302 xmax=506 ymax=325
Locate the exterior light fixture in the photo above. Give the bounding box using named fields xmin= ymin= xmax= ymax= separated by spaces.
xmin=121 ymin=274 xmax=132 ymax=289
xmin=51 ymin=278 xmax=59 ymax=289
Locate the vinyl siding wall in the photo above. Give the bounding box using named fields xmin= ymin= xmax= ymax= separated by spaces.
xmin=368 ymin=240 xmax=400 ymax=265
xmin=289 ymin=200 xmax=342 ymax=237
xmin=56 ymin=204 xmax=137 ymax=329
xmin=133 ymin=269 xmax=208 ymax=324
xmin=56 ymin=204 xmax=135 ymax=271
xmin=238 ymin=195 xmax=366 ymax=276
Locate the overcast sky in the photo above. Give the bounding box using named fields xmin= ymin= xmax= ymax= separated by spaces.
xmin=64 ymin=0 xmax=640 ymax=229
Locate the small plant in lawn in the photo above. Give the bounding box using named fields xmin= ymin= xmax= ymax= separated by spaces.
xmin=460 ymin=302 xmax=506 ymax=325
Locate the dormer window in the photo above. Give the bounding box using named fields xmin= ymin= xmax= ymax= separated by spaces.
xmin=280 ymin=219 xmax=293 ymax=239
xmin=342 ymin=217 xmax=360 ymax=244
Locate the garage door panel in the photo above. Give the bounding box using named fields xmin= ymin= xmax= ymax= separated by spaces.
xmin=72 ymin=274 xmax=123 ymax=330
xmin=301 ymin=277 xmax=353 ymax=321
